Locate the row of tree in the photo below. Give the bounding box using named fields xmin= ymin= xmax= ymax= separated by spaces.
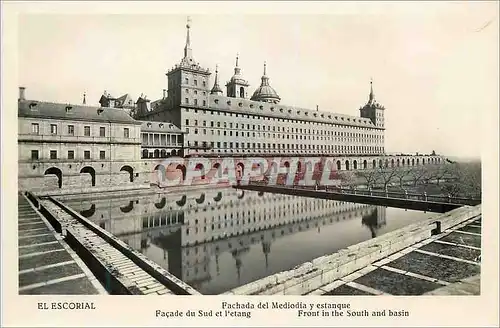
xmin=338 ymin=161 xmax=481 ymax=198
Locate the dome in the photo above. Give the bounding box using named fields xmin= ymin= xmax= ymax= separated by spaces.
xmin=250 ymin=62 xmax=281 ymax=104
xmin=251 ymin=85 xmax=280 ymax=103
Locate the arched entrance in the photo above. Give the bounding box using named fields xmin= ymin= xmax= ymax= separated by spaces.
xmin=80 ymin=166 xmax=96 ymax=187
xmin=120 ymin=165 xmax=134 ymax=182
xmin=44 ymin=167 xmax=62 ymax=188
xmin=236 ymin=162 xmax=245 ymax=180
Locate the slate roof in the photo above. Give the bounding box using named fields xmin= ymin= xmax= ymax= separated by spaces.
xmin=18 ymin=99 xmax=141 ymax=125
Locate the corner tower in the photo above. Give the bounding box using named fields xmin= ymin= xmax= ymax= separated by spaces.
xmin=165 ymin=17 xmax=211 ymax=110
xmin=226 ymin=54 xmax=250 ymax=98
xmin=359 ymin=80 xmax=385 ymax=128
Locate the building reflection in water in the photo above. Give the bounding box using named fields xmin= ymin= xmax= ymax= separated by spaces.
xmin=60 ymin=188 xmax=397 ymax=294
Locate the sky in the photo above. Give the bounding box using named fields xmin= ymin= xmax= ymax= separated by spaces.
xmin=16 ymin=2 xmax=499 ymax=158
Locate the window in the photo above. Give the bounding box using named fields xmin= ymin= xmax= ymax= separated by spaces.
xmin=100 ymin=127 xmax=105 ymax=137
xmin=31 ymin=123 xmax=39 ymax=134
xmin=84 ymin=151 xmax=91 ymax=160
xmin=68 ymin=150 xmax=74 ymax=159
xmin=124 ymin=128 xmax=130 ymax=138
xmin=68 ymin=125 xmax=74 ymax=135
xmin=194 ymin=80 xmax=198 ymax=86
xmin=100 ymin=151 xmax=105 ymax=160
xmin=185 ymin=98 xmax=189 ymax=104
xmin=50 ymin=124 xmax=57 ymax=135
xmin=186 ymin=119 xmax=189 ymax=126
xmin=31 ymin=150 xmax=38 ymax=160
xmin=84 ymin=126 xmax=91 ymax=136
xmin=50 ymin=150 xmax=57 ymax=159
xmin=194 ymin=99 xmax=198 ymax=105
xmin=203 ymin=100 xmax=206 ymax=106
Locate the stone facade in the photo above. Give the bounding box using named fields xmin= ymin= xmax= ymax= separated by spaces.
xmin=136 ymin=18 xmax=387 ymax=157
xmin=18 ymin=95 xmax=149 ymax=195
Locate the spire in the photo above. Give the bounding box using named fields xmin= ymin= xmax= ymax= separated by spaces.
xmin=260 ymin=61 xmax=270 ymax=86
xmin=233 ymin=53 xmax=241 ymax=76
xmin=183 ymin=16 xmax=193 ymax=60
xmin=368 ymin=78 xmax=375 ymax=104
xmin=82 ymin=92 xmax=86 ymax=105
xmin=210 ymin=64 xmax=223 ymax=95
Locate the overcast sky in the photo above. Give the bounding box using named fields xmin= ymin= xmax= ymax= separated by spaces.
xmin=17 ymin=2 xmax=498 ymax=158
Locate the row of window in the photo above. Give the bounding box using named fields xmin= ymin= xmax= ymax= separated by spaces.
xmin=184 ymin=98 xmax=207 ymax=106
xmin=186 ymin=128 xmax=383 ymax=143
xmin=187 ymin=140 xmax=383 ymax=152
xmin=31 ymin=149 xmax=107 ymax=160
xmin=182 ymin=77 xmax=207 ymax=88
xmin=182 ymin=202 xmax=361 ymax=225
xmin=183 ymin=108 xmax=379 ymax=130
xmin=184 ymin=119 xmax=383 ymax=138
xmin=30 ymin=123 xmax=130 ymax=138
xmin=185 ymin=89 xmax=207 ymax=96
xmin=141 ymin=133 xmax=181 ymax=146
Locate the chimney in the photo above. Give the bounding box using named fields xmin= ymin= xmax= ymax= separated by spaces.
xmin=163 ymin=89 xmax=167 ymax=99
xmin=19 ymin=87 xmax=26 ymax=101
xmin=316 ymin=105 xmax=319 ymax=111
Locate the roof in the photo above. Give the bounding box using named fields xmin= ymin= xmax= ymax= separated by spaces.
xmin=251 ymin=64 xmax=280 ymax=103
xmin=18 ymin=100 xmax=141 ymax=125
xmin=115 ymin=94 xmax=135 ymax=108
xmin=207 ymin=94 xmax=380 ymax=129
xmin=251 ymin=84 xmax=280 ymax=102
xmin=140 ymin=121 xmax=185 ymax=133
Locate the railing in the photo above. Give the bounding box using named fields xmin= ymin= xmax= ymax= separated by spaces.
xmin=246 ymin=181 xmax=481 ymax=205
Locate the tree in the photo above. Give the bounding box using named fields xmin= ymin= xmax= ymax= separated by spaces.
xmin=394 ymin=167 xmax=411 ymax=189
xmin=410 ymin=166 xmax=427 ymax=186
xmin=438 ymin=161 xmax=481 ymax=198
xmin=355 ymin=169 xmax=379 ymax=189
xmin=377 ymin=166 xmax=398 ymax=190
xmin=339 ymin=171 xmax=357 ymax=189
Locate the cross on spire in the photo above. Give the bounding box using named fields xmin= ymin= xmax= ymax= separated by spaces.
xmin=183 ymin=16 xmax=193 ymax=59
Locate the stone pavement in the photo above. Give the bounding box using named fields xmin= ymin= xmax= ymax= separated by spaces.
xmin=424 ymin=274 xmax=480 ymax=295
xmin=18 ymin=193 xmax=107 ymax=295
xmin=315 ymin=215 xmax=481 ymax=296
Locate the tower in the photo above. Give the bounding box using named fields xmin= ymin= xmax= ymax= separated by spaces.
xmin=165 ymin=17 xmax=211 ymax=112
xmin=359 ymin=80 xmax=385 ymax=128
xmin=225 ymin=54 xmax=249 ymax=98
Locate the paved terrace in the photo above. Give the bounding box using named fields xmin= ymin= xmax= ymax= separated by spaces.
xmin=18 ymin=193 xmax=106 ymax=295
xmin=224 ymin=205 xmax=481 ymax=295
xmin=25 ymin=192 xmax=200 ymax=295
xmin=315 ymin=215 xmax=481 ymax=296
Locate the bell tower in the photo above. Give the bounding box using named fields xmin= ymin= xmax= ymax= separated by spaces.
xmin=359 ymin=79 xmax=385 ymax=128
xmin=165 ymin=17 xmax=211 ymax=111
xmin=226 ymin=54 xmax=250 ymax=98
